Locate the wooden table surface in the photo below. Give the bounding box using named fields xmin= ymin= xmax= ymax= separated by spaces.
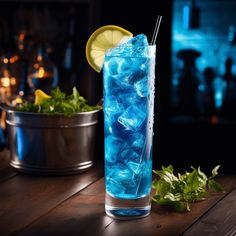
xmin=0 ymin=149 xmax=236 ymax=236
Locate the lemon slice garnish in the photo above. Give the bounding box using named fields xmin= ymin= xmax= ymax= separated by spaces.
xmin=34 ymin=89 xmax=51 ymax=105
xmin=86 ymin=25 xmax=133 ymax=72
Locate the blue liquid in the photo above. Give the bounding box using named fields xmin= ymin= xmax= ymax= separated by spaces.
xmin=103 ymin=47 xmax=155 ymax=200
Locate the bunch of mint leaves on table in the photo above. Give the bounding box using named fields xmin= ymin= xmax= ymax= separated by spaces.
xmin=152 ymin=165 xmax=223 ymax=212
xmin=17 ymin=87 xmax=101 ymax=116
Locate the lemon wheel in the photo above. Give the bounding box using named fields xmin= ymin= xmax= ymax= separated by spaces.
xmin=86 ymin=25 xmax=133 ymax=72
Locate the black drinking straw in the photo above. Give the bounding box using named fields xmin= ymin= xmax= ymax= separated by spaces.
xmin=151 ymin=15 xmax=162 ymax=45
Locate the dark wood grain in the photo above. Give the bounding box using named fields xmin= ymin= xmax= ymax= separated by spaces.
xmin=0 ymin=149 xmax=17 ymax=182
xmin=1 ymin=145 xmax=235 ymax=236
xmin=16 ymin=194 xmax=112 ymax=236
xmin=183 ymin=188 xmax=236 ymax=236
xmin=0 ymin=163 xmax=103 ymax=235
xmin=14 ymin=178 xmax=110 ymax=236
xmin=15 ymin=176 xmax=236 ymax=236
xmin=103 ymin=176 xmax=236 ymax=236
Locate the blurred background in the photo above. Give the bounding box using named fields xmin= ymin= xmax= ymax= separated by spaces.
xmin=0 ymin=0 xmax=235 ymax=173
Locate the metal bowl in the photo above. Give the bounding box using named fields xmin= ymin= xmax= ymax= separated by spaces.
xmin=1 ymin=104 xmax=101 ymax=175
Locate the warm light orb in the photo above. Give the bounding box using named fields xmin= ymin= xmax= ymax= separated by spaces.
xmin=37 ymin=67 xmax=45 ymax=78
xmin=10 ymin=77 xmax=17 ymax=85
xmin=3 ymin=58 xmax=8 ymax=64
xmin=1 ymin=77 xmax=11 ymax=87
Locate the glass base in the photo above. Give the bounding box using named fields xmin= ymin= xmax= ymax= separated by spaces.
xmin=105 ymin=192 xmax=151 ymax=220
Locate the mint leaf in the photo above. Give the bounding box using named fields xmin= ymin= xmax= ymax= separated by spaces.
xmin=208 ymin=179 xmax=223 ymax=192
xmin=17 ymin=87 xmax=101 ymax=115
xmin=211 ymin=165 xmax=220 ymax=178
xmin=152 ymin=165 xmax=223 ymax=212
xmin=164 ymin=193 xmax=182 ymax=202
xmin=173 ymin=201 xmax=188 ymax=212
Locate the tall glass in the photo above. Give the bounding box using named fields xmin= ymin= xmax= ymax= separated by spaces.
xmin=103 ymin=44 xmax=156 ymax=219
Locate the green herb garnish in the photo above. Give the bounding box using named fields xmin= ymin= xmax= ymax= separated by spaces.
xmin=17 ymin=87 xmax=101 ymax=116
xmin=152 ymin=165 xmax=223 ymax=212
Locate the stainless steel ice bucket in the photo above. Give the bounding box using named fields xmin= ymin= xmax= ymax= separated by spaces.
xmin=2 ymin=106 xmax=100 ymax=175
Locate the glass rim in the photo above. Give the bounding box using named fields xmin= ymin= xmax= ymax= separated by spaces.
xmin=112 ymin=44 xmax=156 ymax=48
xmin=105 ymin=44 xmax=156 ymax=58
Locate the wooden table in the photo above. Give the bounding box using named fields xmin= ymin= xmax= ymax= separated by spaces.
xmin=0 ymin=150 xmax=236 ymax=236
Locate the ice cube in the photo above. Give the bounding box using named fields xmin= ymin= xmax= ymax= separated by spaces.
xmin=112 ymin=162 xmax=133 ymax=180
xmin=104 ymin=75 xmax=122 ymax=98
xmin=106 ymin=162 xmax=138 ymax=195
xmin=105 ymin=135 xmax=124 ymax=163
xmin=129 ymin=132 xmax=145 ymax=153
xmin=118 ymin=105 xmax=146 ymax=131
xmin=113 ymin=73 xmax=133 ymax=90
xmin=103 ymin=91 xmax=125 ymax=136
xmin=126 ymin=58 xmax=149 ymax=84
xmin=104 ymin=59 xmax=133 ymax=90
xmin=117 ymin=58 xmax=140 ymax=74
xmin=117 ymin=58 xmax=131 ymax=73
xmin=104 ymin=95 xmax=123 ymax=115
xmin=106 ymin=34 xmax=149 ymax=58
xmin=136 ymin=160 xmax=152 ymax=196
xmin=105 ymin=85 xmax=138 ymax=110
xmin=105 ymin=113 xmax=127 ymax=137
xmin=103 ymin=57 xmax=119 ymax=76
xmin=124 ymin=34 xmax=149 ymax=48
xmin=120 ymin=148 xmax=142 ymax=174
xmin=127 ymin=161 xmax=141 ymax=175
xmin=134 ymin=76 xmax=149 ymax=97
xmin=106 ymin=176 xmax=126 ymax=196
xmin=112 ymin=58 xmax=137 ymax=87
xmin=104 ymin=117 xmax=119 ymax=138
xmin=123 ymin=92 xmax=140 ymax=109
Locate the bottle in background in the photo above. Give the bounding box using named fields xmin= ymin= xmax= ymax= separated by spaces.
xmin=28 ymin=44 xmax=58 ymax=95
xmin=203 ymin=67 xmax=215 ymax=117
xmin=59 ymin=6 xmax=78 ymax=93
xmin=222 ymin=57 xmax=236 ymax=117
xmin=0 ymin=55 xmax=18 ymax=103
xmin=15 ymin=32 xmax=30 ymax=98
xmin=176 ymin=49 xmax=202 ymax=118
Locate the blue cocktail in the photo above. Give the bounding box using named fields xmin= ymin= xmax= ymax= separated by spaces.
xmin=103 ymin=34 xmax=156 ymax=219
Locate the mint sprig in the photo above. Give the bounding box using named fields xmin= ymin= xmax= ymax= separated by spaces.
xmin=17 ymin=87 xmax=101 ymax=116
xmin=152 ymin=165 xmax=223 ymax=212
